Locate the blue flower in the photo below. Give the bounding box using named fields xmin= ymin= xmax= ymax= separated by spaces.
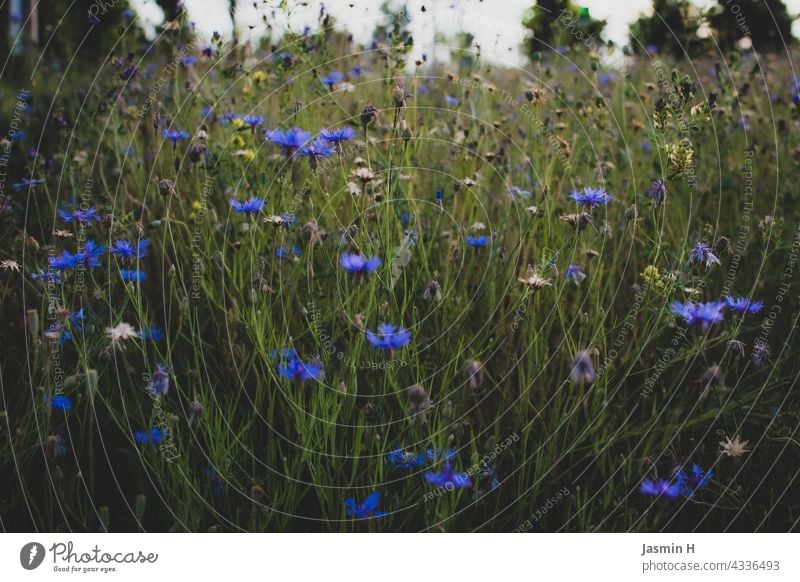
xmin=47 ymin=433 xmax=69 ymax=457
xmin=120 ymin=269 xmax=147 ymax=282
xmin=280 ymin=213 xmax=297 ymax=226
xmin=366 ymin=323 xmax=412 ymax=350
xmin=148 ymin=363 xmax=170 ymax=396
xmin=445 ymin=95 xmax=460 ymax=106
xmin=57 ymin=206 xmax=101 ymax=224
xmin=45 ymin=324 xmax=72 ymax=343
xmin=339 ymin=253 xmax=382 ymax=273
xmin=230 ymin=196 xmax=266 ymax=214
xmin=671 ymin=300 xmax=726 ymax=331
xmin=162 ymin=128 xmax=191 ymax=144
xmin=725 ymin=296 xmax=763 ymax=314
xmin=343 ymin=491 xmax=385 ymax=518
xmin=31 ymin=270 xmax=62 ymax=284
xmin=69 ymin=309 xmax=86 ymax=329
xmin=649 ymin=178 xmax=667 ymax=204
xmin=139 ymin=327 xmax=164 ymax=341
xmin=297 ymin=138 xmax=336 ymax=166
xmin=13 ymin=177 xmax=44 ymax=191
xmin=135 ymin=427 xmax=168 ymax=445
xmin=320 ymin=126 xmax=357 ymax=143
xmin=689 ymin=241 xmax=720 ymax=268
xmin=565 ymin=263 xmax=586 ymax=285
xmin=110 ymin=239 xmax=150 ymax=260
xmin=466 ymin=234 xmax=489 ymax=248
xmin=320 ymin=71 xmax=344 ymax=90
xmin=424 ymin=462 xmax=472 ymax=489
xmin=204 ymin=466 xmax=223 ymax=497
xmin=677 ymin=464 xmax=712 ymax=497
xmin=241 ymin=114 xmax=265 ymax=128
xmin=570 ymin=187 xmax=612 ymax=210
xmin=387 ymin=448 xmax=424 ymax=470
xmin=639 ymin=478 xmax=682 ymax=499
xmin=48 ymin=394 xmax=73 ymax=412
xmin=276 ymin=245 xmax=301 ymax=260
xmin=277 ymin=356 xmax=323 ymax=382
xmin=265 ymin=128 xmax=312 ymax=154
xmin=508 ymin=186 xmax=532 ymax=200
xmin=49 ymin=251 xmax=79 ymax=270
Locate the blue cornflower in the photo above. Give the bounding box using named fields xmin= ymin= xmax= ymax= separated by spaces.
xmin=350 ymin=65 xmax=363 ymax=77
xmin=649 ymin=178 xmax=667 ymax=204
xmin=639 ymin=478 xmax=682 ymax=499
xmin=277 ymin=356 xmax=323 ymax=382
xmin=230 ymin=196 xmax=266 ymax=214
xmin=69 ymin=309 xmax=86 ymax=329
xmin=677 ymin=464 xmax=712 ymax=497
xmin=48 ymin=394 xmax=73 ymax=412
xmin=424 ymin=462 xmax=472 ymax=490
xmin=49 ymin=251 xmax=79 ymax=270
xmin=110 ymin=239 xmax=150 ymax=260
xmin=182 ymin=55 xmax=197 ymax=67
xmin=297 ymin=138 xmax=336 ymax=166
xmin=220 ymin=111 xmax=240 ymax=124
xmin=339 ymin=253 xmax=382 ymax=273
xmin=13 ymin=177 xmax=44 ymax=191
xmin=565 ymin=263 xmax=586 ymax=285
xmin=445 ymin=95 xmax=460 ymax=106
xmin=135 ymin=427 xmax=168 ymax=445
xmin=387 ymin=448 xmax=425 ymax=470
xmin=280 ymin=213 xmax=297 ymax=226
xmin=320 ymin=71 xmax=344 ymax=90
xmin=466 ymin=234 xmax=489 ymax=248
xmin=343 ymin=491 xmax=385 ymax=518
xmin=148 ymin=363 xmax=169 ymax=397
xmin=725 ymin=296 xmax=763 ymax=315
xmin=204 ymin=466 xmax=223 ymax=497
xmin=241 ymin=114 xmax=265 ymax=128
xmin=366 ymin=323 xmax=412 ymax=351
xmin=120 ymin=269 xmax=147 ymax=282
xmin=139 ymin=327 xmax=164 ymax=341
xmin=570 ymin=187 xmax=612 ymax=210
xmin=508 ymin=186 xmax=532 ymax=200
xmin=162 ymin=128 xmax=191 ymax=144
xmin=57 ymin=206 xmax=101 ymax=224
xmin=265 ymin=127 xmax=312 ymax=154
xmin=435 ymin=189 xmax=443 ymax=208
xmin=689 ymin=241 xmax=720 ymax=268
xmin=320 ymin=126 xmax=357 ymax=144
xmin=671 ymin=300 xmax=726 ymax=331
xmin=276 ymin=245 xmax=301 ymax=260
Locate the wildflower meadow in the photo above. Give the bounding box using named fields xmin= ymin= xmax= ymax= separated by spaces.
xmin=1 ymin=0 xmax=799 ymax=535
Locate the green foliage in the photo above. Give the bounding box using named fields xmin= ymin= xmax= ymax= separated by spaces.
xmin=522 ymin=0 xmax=607 ymax=55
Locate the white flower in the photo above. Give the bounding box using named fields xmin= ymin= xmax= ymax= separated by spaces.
xmin=719 ymin=435 xmax=749 ymax=458
xmin=106 ymin=322 xmax=138 ymax=346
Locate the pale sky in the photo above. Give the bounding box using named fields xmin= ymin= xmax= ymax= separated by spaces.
xmin=130 ymin=0 xmax=800 ymax=66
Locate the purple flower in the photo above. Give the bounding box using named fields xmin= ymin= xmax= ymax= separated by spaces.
xmin=424 ymin=462 xmax=472 ymax=490
xmin=565 ymin=263 xmax=586 ymax=285
xmin=689 ymin=241 xmax=720 ymax=268
xmin=339 ymin=253 xmax=382 ymax=273
xmin=365 ymin=323 xmax=412 ymax=350
xmin=387 ymin=448 xmax=424 ymax=470
xmin=230 ymin=196 xmax=266 ymax=214
xmin=671 ymin=300 xmax=726 ymax=331
xmin=725 ymin=296 xmax=763 ymax=314
xmin=343 ymin=491 xmax=385 ymax=518
xmin=570 ymin=187 xmax=612 ymax=210
xmin=148 ymin=363 xmax=170 ymax=396
xmin=640 ymin=478 xmax=682 ymax=499
xmin=649 ymin=178 xmax=667 ymax=204
xmin=57 ymin=206 xmax=101 ymax=224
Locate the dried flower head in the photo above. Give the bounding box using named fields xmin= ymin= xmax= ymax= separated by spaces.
xmin=719 ymin=434 xmax=749 ymax=458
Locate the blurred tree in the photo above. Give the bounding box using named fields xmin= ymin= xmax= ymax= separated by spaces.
xmin=155 ymin=0 xmax=183 ymax=22
xmin=522 ymin=0 xmax=606 ymax=55
xmin=628 ymin=0 xmax=709 ymax=58
xmin=708 ymin=0 xmax=794 ymax=53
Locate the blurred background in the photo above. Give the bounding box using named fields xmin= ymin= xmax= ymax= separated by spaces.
xmin=1 ymin=0 xmax=799 ymax=67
